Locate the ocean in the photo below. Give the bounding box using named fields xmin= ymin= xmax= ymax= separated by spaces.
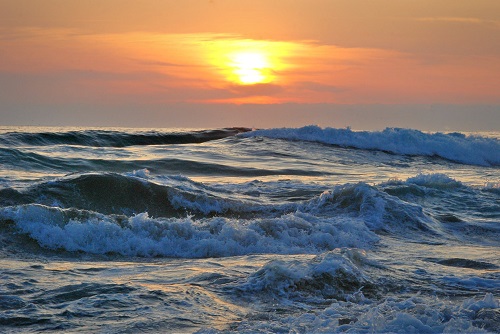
xmin=0 ymin=125 xmax=499 ymax=333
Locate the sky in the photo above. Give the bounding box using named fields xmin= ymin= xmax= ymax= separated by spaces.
xmin=0 ymin=0 xmax=499 ymax=130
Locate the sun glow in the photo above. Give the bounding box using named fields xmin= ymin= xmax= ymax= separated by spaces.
xmin=230 ymin=51 xmax=271 ymax=85
xmin=199 ymin=37 xmax=300 ymax=89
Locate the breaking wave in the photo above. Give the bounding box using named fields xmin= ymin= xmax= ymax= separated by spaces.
xmin=0 ymin=205 xmax=378 ymax=258
xmin=244 ymin=126 xmax=500 ymax=166
xmin=3 ymin=172 xmax=492 ymax=258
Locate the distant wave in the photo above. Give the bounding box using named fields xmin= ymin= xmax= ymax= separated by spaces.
xmin=244 ymin=126 xmax=500 ymax=166
xmin=0 ymin=127 xmax=251 ymax=147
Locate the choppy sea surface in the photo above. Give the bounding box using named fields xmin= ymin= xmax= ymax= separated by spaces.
xmin=0 ymin=125 xmax=499 ymax=333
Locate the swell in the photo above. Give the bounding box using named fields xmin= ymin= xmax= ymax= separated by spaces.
xmin=244 ymin=126 xmax=500 ymax=166
xmin=0 ymin=147 xmax=99 ymax=173
xmin=0 ymin=127 xmax=251 ymax=147
xmin=0 ymin=173 xmax=190 ymax=218
xmin=0 ymin=173 xmax=280 ymax=218
xmin=382 ymin=174 xmax=500 ymax=221
xmin=0 ymin=172 xmax=447 ymax=225
xmin=0 ymin=148 xmax=324 ymax=177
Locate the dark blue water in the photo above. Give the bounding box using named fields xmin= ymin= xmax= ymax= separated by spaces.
xmin=1 ymin=126 xmax=499 ymax=333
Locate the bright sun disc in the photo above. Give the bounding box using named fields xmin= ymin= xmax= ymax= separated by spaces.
xmin=230 ymin=51 xmax=271 ymax=85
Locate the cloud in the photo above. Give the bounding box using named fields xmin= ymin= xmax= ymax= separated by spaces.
xmin=0 ymin=69 xmax=219 ymax=107
xmin=227 ymin=83 xmax=284 ymax=96
xmin=295 ymin=82 xmax=346 ymax=93
xmin=135 ymin=60 xmax=196 ymax=67
xmin=415 ymin=17 xmax=500 ymax=28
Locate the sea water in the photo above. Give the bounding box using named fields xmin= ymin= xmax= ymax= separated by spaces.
xmin=0 ymin=125 xmax=499 ymax=333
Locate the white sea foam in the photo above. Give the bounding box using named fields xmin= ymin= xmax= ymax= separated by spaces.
xmin=147 ymin=174 xmax=450 ymax=239
xmin=382 ymin=173 xmax=464 ymax=189
xmin=406 ymin=173 xmax=464 ymax=188
xmin=210 ymin=250 xmax=500 ymax=333
xmin=1 ymin=205 xmax=378 ymax=258
xmin=125 ymin=168 xmax=151 ymax=179
xmin=238 ymin=248 xmax=376 ymax=298
xmin=244 ymin=126 xmax=500 ymax=166
xmin=160 ymin=179 xmax=441 ymax=236
xmin=442 ymin=276 xmax=500 ymax=290
xmin=218 ymin=292 xmax=499 ymax=334
xmin=300 ymin=182 xmax=440 ymax=234
xmin=1 ymin=173 xmax=451 ymax=258
xmin=463 ymin=293 xmax=499 ymax=311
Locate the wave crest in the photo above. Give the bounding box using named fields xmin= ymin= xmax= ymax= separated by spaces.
xmin=0 ymin=205 xmax=378 ymax=258
xmin=244 ymin=126 xmax=500 ymax=166
xmin=238 ymin=248 xmax=378 ymax=299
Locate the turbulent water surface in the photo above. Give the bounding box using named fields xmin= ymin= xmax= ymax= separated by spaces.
xmin=0 ymin=125 xmax=499 ymax=333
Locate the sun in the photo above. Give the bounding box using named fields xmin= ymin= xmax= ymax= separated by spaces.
xmin=204 ymin=38 xmax=294 ymax=88
xmin=229 ymin=51 xmax=272 ymax=85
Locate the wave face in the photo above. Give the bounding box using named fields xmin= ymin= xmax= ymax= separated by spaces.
xmin=244 ymin=126 xmax=500 ymax=166
xmin=0 ymin=127 xmax=251 ymax=147
xmin=0 ymin=126 xmax=499 ymax=333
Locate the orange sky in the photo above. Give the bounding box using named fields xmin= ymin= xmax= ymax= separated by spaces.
xmin=0 ymin=0 xmax=499 ymax=129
